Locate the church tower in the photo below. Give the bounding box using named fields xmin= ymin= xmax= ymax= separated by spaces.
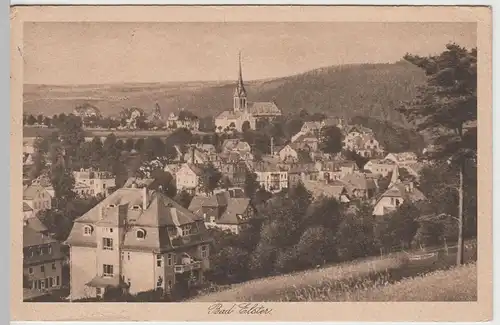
xmin=233 ymin=52 xmax=248 ymax=112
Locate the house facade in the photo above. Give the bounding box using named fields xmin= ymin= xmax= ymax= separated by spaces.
xmin=278 ymin=145 xmax=299 ymax=163
xmin=372 ymin=181 xmax=427 ymax=216
xmin=73 ymin=168 xmax=116 ymax=197
xmin=253 ymin=162 xmax=288 ymax=193
xmin=175 ymin=163 xmax=203 ymax=194
xmin=219 ymin=161 xmax=248 ymax=188
xmin=23 ymin=185 xmax=52 ymax=217
xmin=23 ymin=224 xmax=65 ymax=299
xmin=166 ymin=113 xmax=200 ymax=131
xmin=363 ymin=159 xmax=397 ymax=177
xmin=65 ymin=187 xmax=212 ymax=300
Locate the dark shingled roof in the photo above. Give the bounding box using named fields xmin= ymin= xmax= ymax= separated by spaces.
xmin=66 ymin=188 xmax=210 ymax=252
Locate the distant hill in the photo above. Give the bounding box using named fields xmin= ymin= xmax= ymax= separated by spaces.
xmin=23 ymin=61 xmax=427 ymax=126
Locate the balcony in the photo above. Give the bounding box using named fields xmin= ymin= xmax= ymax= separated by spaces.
xmin=174 ymin=261 xmax=202 ymax=274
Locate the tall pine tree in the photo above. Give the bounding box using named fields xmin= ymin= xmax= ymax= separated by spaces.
xmin=399 ymin=44 xmax=477 ymax=265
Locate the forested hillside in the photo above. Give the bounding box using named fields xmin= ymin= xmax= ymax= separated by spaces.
xmin=24 ymin=61 xmax=426 ymax=127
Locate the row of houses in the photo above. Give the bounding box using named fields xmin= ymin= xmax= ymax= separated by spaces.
xmin=23 ymin=168 xmax=116 ymax=219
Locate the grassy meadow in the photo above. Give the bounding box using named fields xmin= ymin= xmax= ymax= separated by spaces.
xmin=192 ymin=241 xmax=477 ymax=302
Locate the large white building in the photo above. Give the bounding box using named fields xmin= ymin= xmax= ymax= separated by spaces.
xmin=65 ymin=187 xmax=212 ymax=300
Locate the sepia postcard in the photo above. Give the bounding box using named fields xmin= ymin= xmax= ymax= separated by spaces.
xmin=10 ymin=5 xmax=492 ymax=322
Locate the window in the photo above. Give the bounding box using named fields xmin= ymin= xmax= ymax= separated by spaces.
xmin=167 ymin=254 xmax=173 ymax=266
xmin=52 ymin=263 xmax=56 ymax=270
xmin=83 ymin=225 xmax=93 ymax=236
xmin=156 ymin=276 xmax=163 ymax=289
xmin=120 ymin=251 xmax=124 ymax=260
xmin=136 ymin=229 xmax=146 ymax=239
xmin=156 ymin=254 xmax=162 ymax=267
xmin=48 ymin=246 xmax=52 ymax=254
xmin=28 ymin=267 xmax=33 ymax=274
xmin=40 ymin=265 xmax=45 ymax=272
xmin=182 ymin=225 xmax=191 ymax=236
xmin=127 ymin=252 xmax=131 ymax=261
xmin=56 ymin=276 xmax=60 ymax=286
xmin=40 ymin=280 xmax=45 ymax=289
xmin=103 ymin=183 xmax=106 ymax=189
xmin=109 ymin=228 xmax=113 ymax=233
xmin=201 ymin=245 xmax=208 ymax=258
xmin=102 ymin=238 xmax=113 ymax=250
xmin=103 ymin=264 xmax=113 ymax=277
xmin=49 ymin=277 xmax=53 ymax=287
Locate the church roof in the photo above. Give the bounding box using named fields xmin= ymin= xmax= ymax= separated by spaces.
xmin=215 ymin=110 xmax=248 ymax=120
xmin=248 ymin=102 xmax=282 ymax=116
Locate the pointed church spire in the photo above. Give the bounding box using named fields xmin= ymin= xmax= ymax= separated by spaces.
xmin=238 ymin=51 xmax=243 ymax=85
xmin=234 ymin=51 xmax=247 ymax=112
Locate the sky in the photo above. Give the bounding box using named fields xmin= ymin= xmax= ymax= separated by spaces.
xmin=23 ymin=22 xmax=476 ymax=85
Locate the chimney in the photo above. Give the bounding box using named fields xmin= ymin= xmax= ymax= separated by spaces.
xmin=142 ymin=186 xmax=148 ymax=209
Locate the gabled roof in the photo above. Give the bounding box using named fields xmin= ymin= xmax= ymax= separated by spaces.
xmin=188 ymin=191 xmax=251 ymax=225
xmin=222 ymin=139 xmax=251 ymax=152
xmin=24 ymin=216 xmax=49 ymax=233
xmin=386 ymin=152 xmax=418 ymax=162
xmin=341 ymin=173 xmax=377 ymax=191
xmin=293 ymin=133 xmax=319 ymax=143
xmin=66 ymin=189 xmax=208 ymax=251
xmin=376 ymin=182 xmax=427 ymax=205
xmin=23 ymin=225 xmax=56 ymax=247
xmin=301 ymin=121 xmax=323 ymax=130
xmin=248 ymin=102 xmax=281 ymax=116
xmin=216 ymin=110 xmax=247 ymax=120
xmin=218 ymin=198 xmax=251 ymax=225
xmin=23 ymin=185 xmax=47 ymax=200
xmin=23 ymin=202 xmax=33 ymax=212
xmin=288 ymin=163 xmax=318 ymax=174
xmin=302 ymin=180 xmax=348 ymax=199
xmin=253 ymin=161 xmax=288 ymax=173
xmin=123 ymin=177 xmax=155 ymax=188
xmin=185 ymin=163 xmax=203 ymax=176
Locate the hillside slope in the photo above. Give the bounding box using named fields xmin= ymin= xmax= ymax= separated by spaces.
xmin=23 ymin=61 xmax=426 ymax=126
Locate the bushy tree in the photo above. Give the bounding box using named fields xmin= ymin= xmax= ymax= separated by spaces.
xmin=319 ymin=125 xmax=343 ymax=154
xmin=175 ymin=190 xmax=193 ymax=208
xmin=199 ymin=164 xmax=222 ymax=195
xmin=244 ymin=171 xmax=259 ymax=198
xmin=49 ymin=160 xmax=76 ymax=209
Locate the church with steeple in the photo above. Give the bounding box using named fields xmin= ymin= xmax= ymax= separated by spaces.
xmin=215 ymin=52 xmax=282 ymax=133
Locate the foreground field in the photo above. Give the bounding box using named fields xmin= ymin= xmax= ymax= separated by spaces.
xmin=193 ymin=255 xmax=406 ymax=302
xmin=285 ymin=263 xmax=476 ymax=302
xmin=192 ymin=242 xmax=476 ymax=302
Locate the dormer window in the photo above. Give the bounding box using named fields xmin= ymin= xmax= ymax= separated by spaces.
xmin=83 ymin=225 xmax=93 ymax=236
xmin=136 ymin=229 xmax=146 ymax=239
xmin=108 ymin=204 xmax=116 ymax=208
xmin=182 ymin=225 xmax=192 ymax=236
xmin=131 ymin=205 xmax=142 ymax=211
